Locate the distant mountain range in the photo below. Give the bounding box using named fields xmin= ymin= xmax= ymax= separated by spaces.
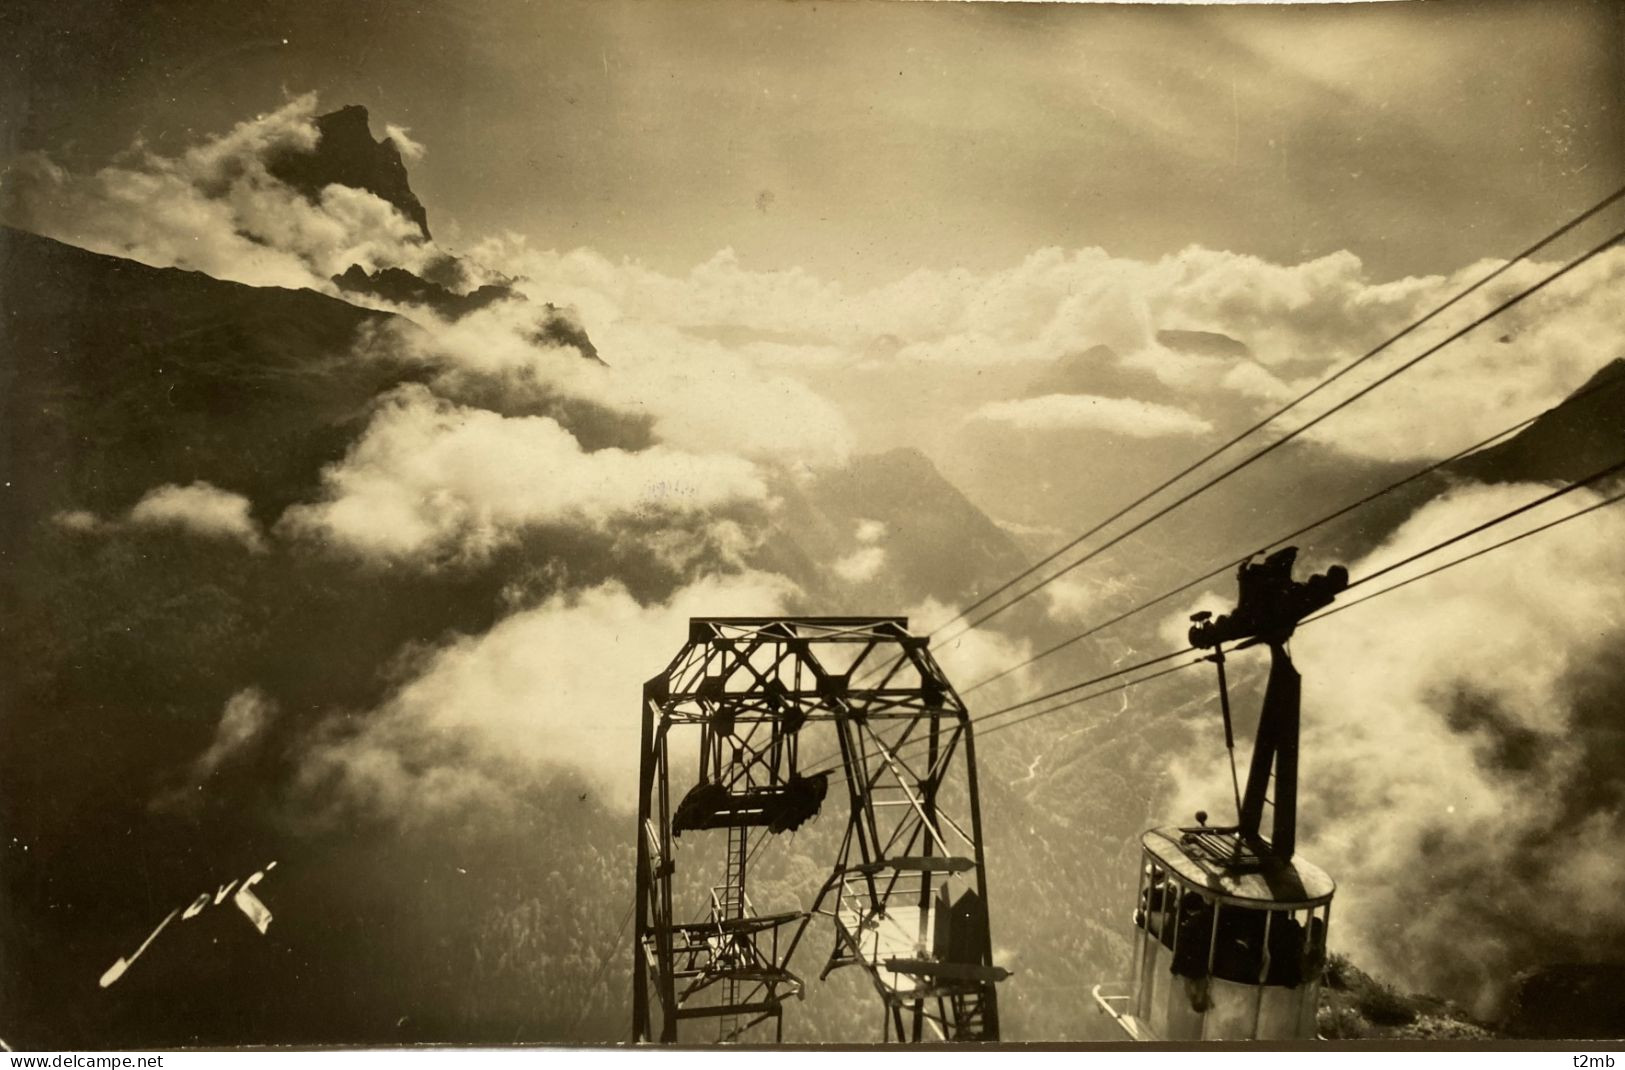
xmin=0 ymin=220 xmax=1022 ymax=617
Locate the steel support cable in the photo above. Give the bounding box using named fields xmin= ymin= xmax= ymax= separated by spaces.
xmin=973 ymin=483 xmax=1625 ymax=748
xmin=962 ymin=645 xmax=1199 ymax=723
xmin=930 ymin=228 xmax=1625 ymax=649
xmin=852 ymin=210 xmax=1625 ymax=692
xmin=742 ymin=824 xmax=772 ymax=876
xmin=798 ymin=647 xmax=1198 ymax=777
xmin=1336 ymin=456 xmax=1625 ymax=596
xmin=1300 ymin=485 xmax=1625 ymax=628
xmin=966 ymin=659 xmax=1208 ymax=748
xmin=923 ymin=185 xmax=1625 ymax=640
xmin=960 ymin=367 xmax=1625 ymax=695
xmin=566 ymin=900 xmax=636 ymax=1038
xmin=964 ymin=453 xmax=1625 ymax=726
xmin=824 ymin=456 xmax=1625 ymax=773
xmin=799 ymin=658 xmax=1206 ymax=780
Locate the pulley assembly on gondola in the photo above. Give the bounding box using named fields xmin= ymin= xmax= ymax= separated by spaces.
xmin=1095 ymin=547 xmax=1348 ymax=1041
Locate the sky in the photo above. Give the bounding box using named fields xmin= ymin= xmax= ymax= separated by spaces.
xmin=5 ymin=0 xmax=1621 ymax=287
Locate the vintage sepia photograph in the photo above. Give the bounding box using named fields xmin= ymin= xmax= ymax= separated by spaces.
xmin=2 ymin=0 xmax=1623 ymax=1051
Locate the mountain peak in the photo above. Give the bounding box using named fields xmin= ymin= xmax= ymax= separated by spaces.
xmin=322 ymin=102 xmax=372 ymax=130
xmin=267 ymin=105 xmax=431 ymax=240
xmin=1156 ymin=328 xmax=1251 ymax=360
xmin=333 ymin=264 xmax=513 ymax=320
xmin=1450 ymin=356 xmax=1625 ymax=485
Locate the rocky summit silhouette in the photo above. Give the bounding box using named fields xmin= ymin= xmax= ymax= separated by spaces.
xmin=268 ymin=104 xmax=432 ymax=240
xmin=332 ymin=263 xmax=517 ymax=320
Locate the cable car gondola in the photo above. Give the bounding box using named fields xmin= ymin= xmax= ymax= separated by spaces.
xmin=1095 ymin=547 xmax=1346 ymax=1041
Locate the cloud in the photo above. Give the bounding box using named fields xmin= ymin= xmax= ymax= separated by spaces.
xmin=278 ymin=383 xmax=770 ymax=562
xmin=832 ymin=518 xmax=888 ymax=583
xmin=49 ymin=483 xmax=266 ymax=550
xmin=1166 ymin=480 xmax=1625 ymax=1015
xmin=193 ymin=687 xmax=278 ymax=778
xmin=993 ymin=516 xmax=1064 ymax=540
xmin=1041 ymin=572 xmax=1136 ymax=625
xmin=970 ymin=393 xmax=1213 ymax=437
xmin=563 ymin=319 xmax=856 ymax=467
xmin=833 ymin=546 xmax=886 ymax=584
xmin=296 ymin=570 xmax=798 ymax=821
xmin=51 ymin=509 xmax=103 ymax=533
xmin=905 ymin=596 xmax=1033 ymax=702
xmin=126 ymin=481 xmax=267 ymax=551
xmin=473 ymin=233 xmax=1625 ymax=466
xmin=383 ymin=123 xmax=426 ymax=162
xmin=361 ymin=297 xmax=857 ymax=469
xmin=1289 ymin=249 xmax=1625 ymax=463
xmin=153 ymin=687 xmax=279 ymax=813
xmin=1 ymin=93 xmax=435 ymax=290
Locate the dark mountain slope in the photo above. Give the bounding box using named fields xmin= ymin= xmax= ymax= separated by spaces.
xmin=756 ymin=447 xmax=1031 ymax=612
xmin=1501 ymin=964 xmax=1625 ymax=1039
xmin=0 ymin=225 xmax=424 ymax=533
xmin=1451 ymin=357 xmax=1625 ymax=485
xmin=1293 ymin=355 xmax=1625 ymax=573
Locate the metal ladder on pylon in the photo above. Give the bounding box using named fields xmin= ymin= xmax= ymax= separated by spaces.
xmin=716 ymin=824 xmax=748 ymax=1041
xmin=947 ymin=987 xmax=991 ymax=1040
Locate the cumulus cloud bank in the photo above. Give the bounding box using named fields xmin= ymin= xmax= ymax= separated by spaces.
xmin=379 ymin=302 xmax=857 ymax=469
xmin=971 ymin=393 xmax=1212 ymax=438
xmin=475 ymin=235 xmax=1625 ymax=465
xmin=1167 ymin=480 xmax=1625 ymax=1015
xmin=278 ymin=384 xmax=770 ymax=562
xmin=297 ymin=570 xmax=798 ymax=822
xmin=1041 ymin=572 xmax=1135 ymax=625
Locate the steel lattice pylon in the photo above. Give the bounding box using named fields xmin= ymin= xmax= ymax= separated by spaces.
xmin=633 ymin=617 xmax=1006 ymax=1044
